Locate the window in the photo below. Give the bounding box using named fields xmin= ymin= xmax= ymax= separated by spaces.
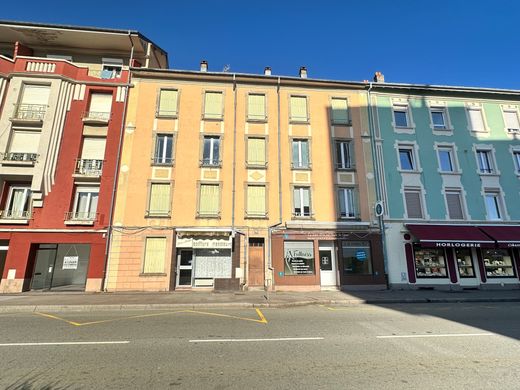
xmin=247 ymin=94 xmax=266 ymax=121
xmin=404 ymin=189 xmax=423 ymax=219
xmin=201 ymin=136 xmax=221 ymax=166
xmin=335 ymin=141 xmax=352 ymax=169
xmin=414 ymin=247 xmax=447 ymax=277
xmin=393 ymin=105 xmax=409 ymax=127
xmin=341 ymin=241 xmax=372 ymax=275
xmin=398 ymin=147 xmax=415 ymax=171
xmin=16 ymin=84 xmax=50 ymax=120
xmin=147 ymin=183 xmax=171 ymax=217
xmin=204 ymin=91 xmax=223 ymax=120
xmin=476 ymin=150 xmax=494 ymax=174
xmin=71 ymin=187 xmax=99 ymax=220
xmin=198 ymin=183 xmax=220 ymax=217
xmin=445 ymin=190 xmax=464 ymax=220
xmin=6 ymin=129 xmax=41 ymax=162
xmin=77 ymin=137 xmax=106 ymax=175
xmin=293 ymin=187 xmax=311 ymax=217
xmin=503 ymin=110 xmax=520 ymax=133
xmin=289 ymin=96 xmax=308 ymax=122
xmin=154 ymin=134 xmax=174 ymax=165
xmin=142 ymin=237 xmax=167 ymax=274
xmin=87 ymin=93 xmax=112 ymax=121
xmin=246 ymin=137 xmax=266 ymax=167
xmin=338 ymin=188 xmax=356 ymax=218
xmin=431 ymin=108 xmax=447 ymax=129
xmin=455 ymin=248 xmax=475 ymax=278
xmin=284 ymin=241 xmax=315 ymax=275
xmin=3 ymin=186 xmax=31 ymax=219
xmin=484 ymin=191 xmax=502 ymax=220
xmin=513 ymin=151 xmax=520 ymax=174
xmin=438 ymin=147 xmax=454 ymax=172
xmin=467 ymin=107 xmax=486 ymax=132
xmin=291 ymin=139 xmax=310 ymax=169
xmin=157 ymin=89 xmax=178 ymax=117
xmin=101 ymin=58 xmax=123 ymax=79
xmin=246 ymin=185 xmax=266 ymax=217
xmin=482 ymin=249 xmax=516 ymax=277
xmin=331 ymin=98 xmax=349 ymax=124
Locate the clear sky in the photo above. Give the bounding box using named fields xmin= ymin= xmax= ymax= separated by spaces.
xmin=2 ymin=0 xmax=518 ymax=89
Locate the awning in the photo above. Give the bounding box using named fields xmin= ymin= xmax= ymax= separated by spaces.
xmin=406 ymin=224 xmax=495 ymax=248
xmin=478 ymin=225 xmax=520 ymax=249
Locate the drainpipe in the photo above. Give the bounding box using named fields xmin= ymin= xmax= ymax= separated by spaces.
xmin=366 ymin=82 xmax=389 ymax=282
xmin=102 ymin=31 xmax=134 ymax=291
xmin=231 ymin=73 xmax=237 ymax=230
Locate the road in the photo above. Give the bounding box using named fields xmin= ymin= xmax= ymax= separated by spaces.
xmin=0 ymin=302 xmax=519 ymax=389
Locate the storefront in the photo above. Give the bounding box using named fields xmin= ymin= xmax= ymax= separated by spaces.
xmin=403 ymin=224 xmax=520 ymax=289
xmin=272 ymin=226 xmax=385 ymax=291
xmin=175 ymin=229 xmax=241 ymax=289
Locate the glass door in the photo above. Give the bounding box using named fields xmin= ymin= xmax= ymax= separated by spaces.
xmin=177 ymin=250 xmax=193 ymax=287
xmin=31 ymin=245 xmax=58 ymax=290
xmin=455 ymin=248 xmax=479 ymax=286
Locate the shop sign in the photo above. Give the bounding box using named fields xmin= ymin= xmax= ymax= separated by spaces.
xmin=62 ymin=256 xmax=79 ymax=270
xmin=507 ymin=243 xmax=520 ymax=247
xmin=284 ymin=241 xmax=315 ymax=275
xmin=434 ymin=242 xmax=481 ymax=248
xmin=193 ymin=239 xmax=232 ymax=249
xmin=355 ymin=250 xmax=367 ymax=261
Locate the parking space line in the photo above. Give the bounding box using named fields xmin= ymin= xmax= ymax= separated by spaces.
xmin=376 ymin=333 xmax=495 ymax=339
xmin=189 ymin=337 xmax=323 ymax=343
xmin=0 ymin=341 xmax=130 ymax=347
xmin=184 ymin=308 xmax=268 ymax=324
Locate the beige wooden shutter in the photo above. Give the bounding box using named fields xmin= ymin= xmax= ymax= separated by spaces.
xmin=331 ymin=98 xmax=349 ymax=123
xmin=149 ymin=183 xmax=171 ymax=215
xmin=10 ymin=131 xmax=41 ymax=153
xmin=158 ymin=90 xmax=178 ymax=116
xmin=405 ymin=191 xmax=423 ymax=218
xmin=204 ymin=92 xmax=223 ymax=119
xmin=290 ymin=96 xmax=307 ymax=121
xmin=247 ymin=138 xmax=266 ymax=165
xmin=90 ymin=93 xmax=112 ymax=113
xmin=81 ymin=137 xmax=106 ymax=160
xmin=247 ymin=185 xmax=266 ymax=216
xmin=446 ymin=192 xmax=464 ymax=219
xmin=199 ymin=184 xmax=219 ymax=215
xmin=21 ymin=85 xmax=50 ymax=105
xmin=248 ymin=94 xmax=266 ymax=120
xmin=143 ymin=237 xmax=167 ymax=273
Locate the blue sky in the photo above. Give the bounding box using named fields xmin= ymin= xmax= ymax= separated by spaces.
xmin=2 ymin=0 xmax=518 ymax=89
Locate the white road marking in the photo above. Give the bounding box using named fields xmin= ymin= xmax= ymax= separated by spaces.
xmin=189 ymin=337 xmax=324 ymax=343
xmin=0 ymin=341 xmax=130 ymax=347
xmin=377 ymin=333 xmax=495 ymax=339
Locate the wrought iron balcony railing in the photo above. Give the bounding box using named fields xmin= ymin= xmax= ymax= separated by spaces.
xmin=75 ymin=159 xmax=103 ymax=176
xmin=83 ymin=111 xmax=111 ymax=122
xmin=13 ymin=104 xmax=47 ymax=121
xmin=2 ymin=152 xmax=38 ymax=163
xmin=0 ymin=210 xmax=32 ymax=219
xmin=65 ymin=211 xmax=98 ymax=221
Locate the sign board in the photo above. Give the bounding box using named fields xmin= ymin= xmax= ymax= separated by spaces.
xmin=355 ymin=250 xmax=367 ymax=261
xmin=284 ymin=241 xmax=315 ymax=275
xmin=62 ymin=256 xmax=79 ymax=270
xmin=192 ymin=239 xmax=232 ymax=249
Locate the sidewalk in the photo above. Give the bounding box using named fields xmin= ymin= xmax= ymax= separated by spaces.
xmin=0 ymin=288 xmax=519 ymax=312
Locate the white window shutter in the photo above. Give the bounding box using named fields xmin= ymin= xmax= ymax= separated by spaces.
xmin=21 ymin=85 xmax=50 ymax=105
xmin=81 ymin=137 xmax=106 ymax=160
xmin=89 ymin=93 xmax=112 ymax=113
xmin=10 ymin=131 xmax=41 ymax=153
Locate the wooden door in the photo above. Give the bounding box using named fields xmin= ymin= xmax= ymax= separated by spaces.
xmin=248 ymin=238 xmax=265 ymax=287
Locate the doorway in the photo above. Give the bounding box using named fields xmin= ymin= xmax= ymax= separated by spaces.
xmin=0 ymin=241 xmax=8 ymax=282
xmin=177 ymin=249 xmax=193 ymax=287
xmin=455 ymin=248 xmax=479 ymax=287
xmin=248 ymin=238 xmax=265 ymax=288
xmin=319 ymin=241 xmax=337 ymax=287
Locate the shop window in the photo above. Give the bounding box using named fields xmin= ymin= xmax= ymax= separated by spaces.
xmin=291 ymin=139 xmax=310 ymax=169
xmin=455 ymin=248 xmax=475 ymax=278
xmin=157 ymin=89 xmax=178 ymax=117
xmin=341 ymin=241 xmax=372 ymax=275
xmin=283 ymin=241 xmax=315 ymax=275
xmin=246 ymin=185 xmax=266 ymax=218
xmin=414 ymin=247 xmax=448 ymax=278
xmin=203 ymin=91 xmax=223 ymax=120
xmin=335 ymin=140 xmax=352 ymax=169
xmin=142 ymin=237 xmax=167 ymax=274
xmin=289 ymin=96 xmax=308 ymax=123
xmin=482 ymin=249 xmax=516 ymax=278
xmin=153 ymin=134 xmax=174 ymax=165
xmin=331 ymin=97 xmax=349 ymax=124
xmin=247 ymin=93 xmax=266 ymax=121
xmin=147 ymin=183 xmax=171 ymax=217
xmin=246 ymin=137 xmax=267 ymax=167
xmin=201 ymin=136 xmax=221 ymax=167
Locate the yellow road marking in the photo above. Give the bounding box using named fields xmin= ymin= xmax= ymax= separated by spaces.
xmin=34 ymin=308 xmax=268 ymax=327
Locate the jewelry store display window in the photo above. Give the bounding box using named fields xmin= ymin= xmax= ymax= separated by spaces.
xmin=455 ymin=248 xmax=475 ymax=278
xmin=414 ymin=246 xmax=448 ymax=278
xmin=482 ymin=249 xmax=516 ymax=277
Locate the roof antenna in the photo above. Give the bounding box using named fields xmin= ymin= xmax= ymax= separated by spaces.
xmin=222 ymin=64 xmax=231 ymax=72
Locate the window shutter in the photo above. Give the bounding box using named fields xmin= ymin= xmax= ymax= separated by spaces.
xmin=468 ymin=109 xmax=484 ymax=130
xmin=149 ymin=183 xmax=170 ymax=215
xmin=143 ymin=237 xmax=167 ymax=273
xmin=504 ymin=111 xmax=520 ymax=130
xmin=446 ymin=192 xmax=464 ymax=219
xmin=247 ymin=185 xmax=266 ymax=215
xmin=21 ymin=85 xmax=50 ymax=105
xmin=290 ymin=96 xmax=307 ymax=121
xmin=405 ymin=191 xmax=423 ymax=218
xmin=89 ymin=93 xmax=112 ymax=114
xmin=204 ymin=92 xmax=223 ymax=119
xmin=9 ymin=131 xmax=41 ymax=154
xmin=331 ymin=98 xmax=348 ymax=123
xmin=247 ymin=138 xmax=265 ymax=165
xmin=199 ymin=184 xmax=219 ymax=214
xmin=248 ymin=94 xmax=266 ymax=120
xmin=158 ymin=90 xmax=178 ymax=116
xmin=81 ymin=137 xmax=106 ymax=160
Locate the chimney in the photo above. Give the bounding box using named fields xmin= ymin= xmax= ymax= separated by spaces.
xmin=299 ymin=66 xmax=307 ymax=78
xmin=264 ymin=66 xmax=272 ymax=76
xmin=373 ymin=71 xmax=385 ymax=83
xmin=200 ymin=60 xmax=208 ymax=72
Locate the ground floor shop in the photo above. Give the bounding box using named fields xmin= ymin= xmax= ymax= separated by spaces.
xmin=0 ymin=231 xmax=106 ymax=293
xmin=271 ymin=226 xmax=386 ymax=291
xmin=385 ymin=223 xmax=520 ymax=289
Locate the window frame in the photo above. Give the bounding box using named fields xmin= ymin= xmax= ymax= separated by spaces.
xmin=512 ymin=149 xmax=520 ymax=175
xmin=5 ymin=185 xmax=32 ymax=218
xmin=437 ymin=146 xmax=457 ymax=173
xmin=290 ymin=137 xmax=311 ymax=170
xmin=146 ymin=181 xmax=172 ymax=218
xmin=71 ymin=186 xmax=99 ymax=220
xmin=475 ymin=148 xmax=496 ymax=175
xmin=398 ymin=146 xmax=416 ymax=171
xmin=330 ymin=97 xmax=350 ymax=125
xmin=200 ymin=135 xmax=222 ymax=167
xmin=337 ymin=187 xmax=357 ymax=219
xmin=289 ymin=95 xmax=309 ymax=123
xmin=245 ymin=183 xmax=268 ymax=219
xmin=152 ymin=132 xmax=175 ymax=166
xmin=202 ymin=90 xmax=224 ymax=121
xmin=156 ymin=88 xmax=180 ymax=118
xmin=334 ymin=139 xmax=353 ymax=170
xmin=444 ymin=189 xmax=465 ymax=220
xmin=484 ymin=190 xmax=504 ymax=221
xmin=292 ymin=186 xmax=312 ymax=219
xmin=403 ymin=188 xmax=425 ymax=219
xmin=391 ymin=101 xmax=414 ymax=132
xmin=197 ymin=182 xmax=222 ymax=219
xmin=246 ymin=93 xmax=267 ymax=122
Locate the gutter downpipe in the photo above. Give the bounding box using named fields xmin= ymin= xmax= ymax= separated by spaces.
xmin=366 ymin=82 xmax=389 ymax=285
xmin=102 ymin=31 xmax=134 ymax=291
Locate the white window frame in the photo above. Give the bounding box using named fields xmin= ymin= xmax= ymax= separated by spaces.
xmin=72 ymin=186 xmax=99 ymax=219
xmin=5 ymin=185 xmax=31 ymax=218
xmin=391 ymin=100 xmax=415 ymax=133
xmin=436 ymin=145 xmax=457 ymax=173
xmin=501 ymin=105 xmax=520 ymax=135
xmin=338 ymin=187 xmax=356 ymax=219
xmin=201 ymin=135 xmax=221 ymax=167
xmin=483 ymin=190 xmax=504 ymax=221
xmin=397 ymin=145 xmax=417 ymax=172
xmin=291 ymin=138 xmax=311 ymax=169
xmin=475 ymin=148 xmax=497 ymax=175
xmin=292 ymin=186 xmax=312 ymax=218
xmin=153 ymin=133 xmax=174 ymax=165
xmin=335 ymin=140 xmax=352 ymax=170
xmin=428 ymin=101 xmax=453 ymax=134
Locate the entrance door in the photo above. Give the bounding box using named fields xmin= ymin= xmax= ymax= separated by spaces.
xmin=248 ymin=238 xmax=265 ymax=287
xmin=31 ymin=245 xmax=57 ymax=290
xmin=0 ymin=241 xmax=8 ymax=282
xmin=455 ymin=248 xmax=479 ymax=287
xmin=319 ymin=242 xmax=337 ymax=287
xmin=177 ymin=249 xmax=193 ymax=287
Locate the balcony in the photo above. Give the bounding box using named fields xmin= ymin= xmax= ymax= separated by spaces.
xmin=64 ymin=211 xmax=98 ymax=225
xmin=11 ymin=104 xmax=47 ymax=123
xmin=82 ymin=111 xmax=111 ymax=124
xmin=0 ymin=209 xmax=32 ymax=224
xmin=1 ymin=152 xmax=38 ymax=166
xmin=73 ymin=159 xmax=103 ymax=179
xmin=199 ymin=159 xmax=222 ymax=168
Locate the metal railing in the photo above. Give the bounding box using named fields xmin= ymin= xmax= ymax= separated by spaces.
xmin=152 ymin=156 xmax=174 ymax=166
xmin=83 ymin=111 xmax=111 ymax=122
xmin=0 ymin=210 xmax=32 ymax=219
xmin=75 ymin=159 xmax=103 ymax=176
xmin=13 ymin=104 xmax=47 ymax=121
xmin=200 ymin=159 xmax=222 ymax=167
xmin=65 ymin=211 xmax=98 ymax=221
xmin=2 ymin=152 xmax=38 ymax=162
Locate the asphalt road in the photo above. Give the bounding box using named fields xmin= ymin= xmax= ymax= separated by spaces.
xmin=0 ymin=303 xmax=519 ymax=389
